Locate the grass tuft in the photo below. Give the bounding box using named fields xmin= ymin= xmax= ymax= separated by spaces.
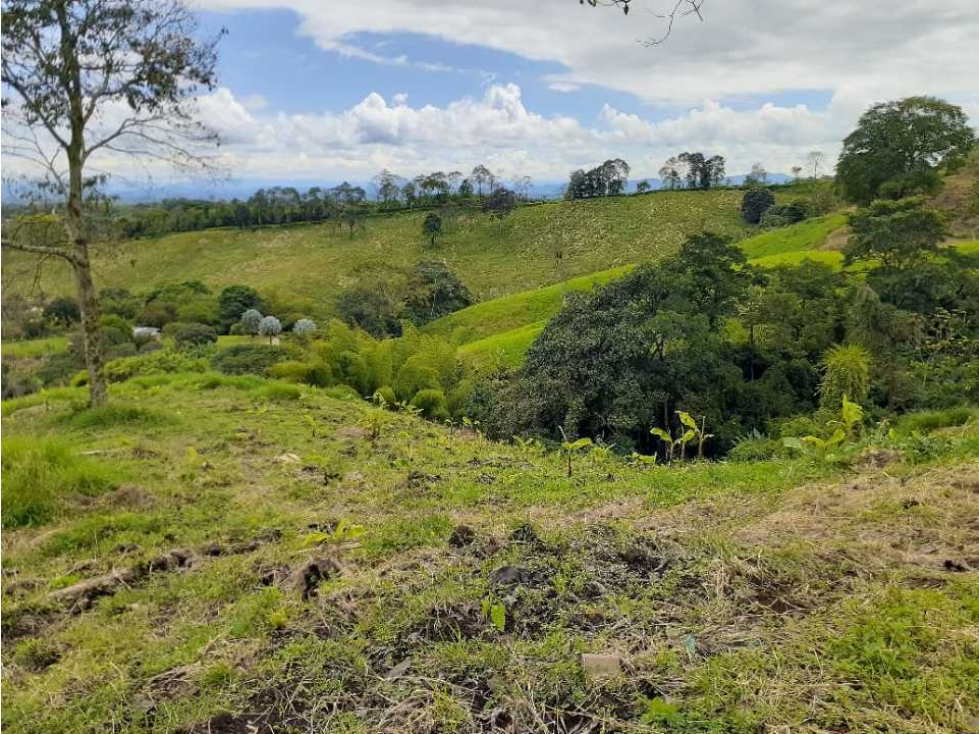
xmin=1 ymin=438 xmax=117 ymax=528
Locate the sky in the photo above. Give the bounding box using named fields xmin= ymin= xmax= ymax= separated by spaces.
xmin=8 ymin=0 xmax=979 ymax=193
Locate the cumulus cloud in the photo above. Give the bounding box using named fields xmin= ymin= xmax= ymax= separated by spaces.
xmin=128 ymin=84 xmax=849 ymax=181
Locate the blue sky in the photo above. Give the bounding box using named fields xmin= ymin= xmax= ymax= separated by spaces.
xmin=93 ymin=1 xmax=979 ymax=186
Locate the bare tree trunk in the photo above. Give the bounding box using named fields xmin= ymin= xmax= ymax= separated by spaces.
xmin=73 ymin=249 xmax=108 ymax=406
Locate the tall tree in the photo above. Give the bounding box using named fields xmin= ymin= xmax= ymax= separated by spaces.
xmin=1 ymin=0 xmax=222 ymax=405
xmin=836 ymin=97 xmax=975 ymax=204
xmin=806 ymin=150 xmax=825 ymax=180
xmin=471 ymin=164 xmax=492 ymax=197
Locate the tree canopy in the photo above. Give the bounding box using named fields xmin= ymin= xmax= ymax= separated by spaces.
xmin=836 ymin=97 xmax=975 ymax=204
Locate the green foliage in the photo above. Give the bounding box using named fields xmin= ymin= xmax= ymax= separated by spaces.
xmin=422 ymin=212 xmax=442 ymax=247
xmin=373 ymin=385 xmax=397 ymax=408
xmin=219 ymin=285 xmax=266 ymax=331
xmin=402 ymin=261 xmax=473 ymax=327
xmin=267 ymin=360 xmax=334 ymax=387
xmin=43 ymin=296 xmax=80 ymax=327
xmin=741 ymin=188 xmax=775 ymax=224
xmin=336 ymin=286 xmax=401 ymax=338
xmin=211 ymin=344 xmax=285 ymax=375
xmin=105 ymin=349 xmax=209 ymax=383
xmin=168 ymin=322 xmax=218 ymax=349
xmin=837 ymin=96 xmax=975 ymax=204
xmin=1 ymin=438 xmax=116 ymax=528
xmin=258 ymin=382 xmax=302 ymax=401
xmin=820 ymin=344 xmax=872 ymax=409
xmin=845 ymin=197 xmax=946 ymax=268
xmin=411 ymin=389 xmax=450 ymax=420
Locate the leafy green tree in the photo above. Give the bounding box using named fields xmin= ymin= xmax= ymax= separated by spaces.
xmin=482 ymin=187 xmax=517 ymax=234
xmin=673 ymin=232 xmax=748 ymax=327
xmin=336 ymin=287 xmax=401 ymax=338
xmin=219 ymin=286 xmax=266 ymax=332
xmin=636 ymin=180 xmax=651 ymax=194
xmin=402 ymin=262 xmax=473 ymax=325
xmin=171 ymin=323 xmax=218 ymax=349
xmin=845 ymin=197 xmax=945 ymax=269
xmin=741 ymin=188 xmax=775 ymax=224
xmin=836 ymin=97 xmax=975 ymax=204
xmin=1 ymin=0 xmax=222 ymax=405
xmin=471 ymin=164 xmax=492 ymax=197
xmin=43 ymin=297 xmax=80 ymax=327
xmin=422 ymin=212 xmax=442 ymax=248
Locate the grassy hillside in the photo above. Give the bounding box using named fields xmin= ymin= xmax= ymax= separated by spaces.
xmin=2 ymin=377 xmax=978 ymax=733
xmin=423 ymin=265 xmax=634 ymax=343
xmin=3 ymin=190 xmax=753 ymax=320
xmin=440 ymin=214 xmax=852 ymax=369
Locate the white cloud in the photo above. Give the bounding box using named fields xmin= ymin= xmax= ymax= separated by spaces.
xmin=114 ymin=84 xmax=851 ymax=181
xmin=198 ymin=0 xmax=979 ymax=110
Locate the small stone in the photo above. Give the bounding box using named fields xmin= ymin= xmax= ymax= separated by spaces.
xmin=581 ymin=653 xmax=622 ymax=678
xmin=274 ymin=453 xmax=301 ymax=463
xmin=489 ymin=565 xmax=547 ymax=588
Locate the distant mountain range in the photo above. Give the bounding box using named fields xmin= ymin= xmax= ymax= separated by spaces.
xmin=7 ymin=173 xmax=795 ymax=205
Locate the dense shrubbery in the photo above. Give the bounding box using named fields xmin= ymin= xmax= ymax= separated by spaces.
xmin=211 ymin=344 xmax=288 ymax=376
xmin=254 ymin=319 xmax=471 ymax=418
xmin=336 ymin=261 xmax=473 ymax=337
xmin=476 ymin=201 xmax=978 ymax=456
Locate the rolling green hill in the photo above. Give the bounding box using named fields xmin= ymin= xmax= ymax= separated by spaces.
xmin=3 ymin=190 xmax=754 ymax=320
xmin=436 ymin=213 xmax=852 ymax=369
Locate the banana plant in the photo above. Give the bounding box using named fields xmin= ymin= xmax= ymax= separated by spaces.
xmin=651 ymin=411 xmax=712 ymax=462
xmin=783 ymin=395 xmax=864 ymax=462
xmin=677 ymin=410 xmax=714 ymax=460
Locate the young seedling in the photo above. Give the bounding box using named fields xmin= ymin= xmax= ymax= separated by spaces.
xmin=783 ymin=395 xmax=864 ymax=462
xmin=558 ymin=426 xmax=592 ymax=478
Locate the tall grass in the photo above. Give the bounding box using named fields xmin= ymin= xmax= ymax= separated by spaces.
xmin=1 ymin=438 xmax=117 ymax=528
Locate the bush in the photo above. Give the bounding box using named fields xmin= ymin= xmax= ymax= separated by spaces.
xmin=169 ymin=322 xmax=218 ymax=349
xmin=411 ymin=388 xmax=449 ymax=420
xmin=37 ymin=351 xmax=84 ymax=387
xmin=104 ymin=349 xmax=210 ymax=383
xmin=293 ymin=318 xmax=317 ymax=336
xmin=1 ymin=438 xmax=116 ymax=528
xmin=267 ymin=360 xmax=334 ymax=387
xmin=1 ymin=362 xmax=41 ymax=399
xmin=741 ymin=188 xmax=776 ymax=224
xmin=211 ymin=344 xmax=285 ymax=375
xmin=895 ymin=407 xmax=975 ymax=434
xmin=727 ymin=436 xmax=784 ymax=462
xmin=258 ymin=382 xmax=302 ymax=401
xmin=43 ymin=296 xmax=80 ymax=327
xmin=373 ymin=385 xmax=397 ymax=408
xmin=137 ymin=301 xmax=178 ymax=328
xmin=324 ymin=384 xmax=361 ymax=400
xmin=336 ymin=287 xmax=401 ymax=338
